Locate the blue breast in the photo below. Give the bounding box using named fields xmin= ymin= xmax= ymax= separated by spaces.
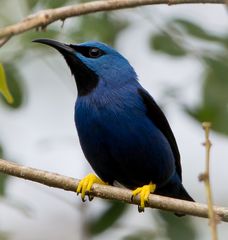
xmin=74 ymin=85 xmax=175 ymax=188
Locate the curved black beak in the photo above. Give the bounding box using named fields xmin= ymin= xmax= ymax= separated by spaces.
xmin=33 ymin=38 xmax=74 ymax=55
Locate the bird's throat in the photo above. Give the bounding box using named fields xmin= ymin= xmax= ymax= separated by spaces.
xmin=63 ymin=54 xmax=99 ymax=96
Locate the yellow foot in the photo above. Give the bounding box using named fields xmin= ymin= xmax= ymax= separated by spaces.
xmin=76 ymin=173 xmax=107 ymax=202
xmin=131 ymin=182 xmax=156 ymax=212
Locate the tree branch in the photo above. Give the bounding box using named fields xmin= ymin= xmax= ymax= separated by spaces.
xmin=0 ymin=158 xmax=228 ymax=221
xmin=0 ymin=0 xmax=226 ymax=47
xmin=201 ymin=123 xmax=218 ymax=240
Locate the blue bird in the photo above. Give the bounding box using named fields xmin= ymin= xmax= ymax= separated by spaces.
xmin=33 ymin=39 xmax=194 ymax=212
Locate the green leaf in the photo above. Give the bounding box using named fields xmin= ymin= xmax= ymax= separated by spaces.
xmin=88 ymin=201 xmax=127 ymax=235
xmin=150 ymin=33 xmax=187 ymax=57
xmin=0 ymin=64 xmax=14 ymax=104
xmin=159 ymin=211 xmax=196 ymax=240
xmin=174 ymin=19 xmax=225 ymax=43
xmin=187 ymin=56 xmax=228 ymax=135
xmin=0 ymin=64 xmax=24 ymax=109
xmin=69 ymin=13 xmax=128 ymax=46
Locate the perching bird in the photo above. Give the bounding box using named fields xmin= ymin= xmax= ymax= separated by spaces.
xmin=33 ymin=39 xmax=194 ymax=212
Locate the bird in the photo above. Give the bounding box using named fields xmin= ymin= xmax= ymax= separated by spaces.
xmin=33 ymin=38 xmax=194 ymax=212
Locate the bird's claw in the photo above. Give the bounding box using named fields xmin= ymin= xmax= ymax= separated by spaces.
xmin=76 ymin=173 xmax=106 ymax=202
xmin=131 ymin=182 xmax=156 ymax=212
xmin=88 ymin=195 xmax=94 ymax=201
xmin=138 ymin=205 xmax=144 ymax=213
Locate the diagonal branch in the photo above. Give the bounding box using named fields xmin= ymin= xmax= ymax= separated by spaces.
xmin=0 ymin=158 xmax=228 ymax=221
xmin=0 ymin=0 xmax=226 ymax=47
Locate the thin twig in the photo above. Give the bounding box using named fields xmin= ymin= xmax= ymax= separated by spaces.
xmin=200 ymin=122 xmax=218 ymax=240
xmin=0 ymin=0 xmax=226 ymax=47
xmin=0 ymin=158 xmax=228 ymax=221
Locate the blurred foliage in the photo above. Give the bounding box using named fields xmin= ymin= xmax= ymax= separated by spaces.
xmin=151 ymin=33 xmax=187 ymax=57
xmin=26 ymin=0 xmax=70 ymax=9
xmin=173 ymin=19 xmax=228 ymax=47
xmin=0 ymin=173 xmax=7 ymax=196
xmin=88 ymin=201 xmax=127 ymax=235
xmin=69 ymin=13 xmax=128 ymax=46
xmin=0 ymin=145 xmax=7 ymax=196
xmin=159 ymin=211 xmax=196 ymax=240
xmin=150 ymin=18 xmax=228 ymax=136
xmin=122 ymin=230 xmax=159 ymax=240
xmin=188 ymin=56 xmax=228 ymax=135
xmin=0 ymin=233 xmax=8 ymax=240
xmin=22 ymin=29 xmax=61 ymax=46
xmin=123 ymin=230 xmax=156 ymax=240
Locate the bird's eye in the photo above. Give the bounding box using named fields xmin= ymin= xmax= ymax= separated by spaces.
xmin=88 ymin=48 xmax=103 ymax=58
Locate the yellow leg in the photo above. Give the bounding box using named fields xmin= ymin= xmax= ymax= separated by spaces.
xmin=76 ymin=173 xmax=107 ymax=201
xmin=132 ymin=182 xmax=156 ymax=212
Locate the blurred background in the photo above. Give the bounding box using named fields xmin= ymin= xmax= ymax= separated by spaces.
xmin=0 ymin=0 xmax=228 ymax=239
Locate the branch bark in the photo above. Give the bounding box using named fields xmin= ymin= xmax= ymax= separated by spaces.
xmin=0 ymin=158 xmax=228 ymax=221
xmin=0 ymin=0 xmax=226 ymax=47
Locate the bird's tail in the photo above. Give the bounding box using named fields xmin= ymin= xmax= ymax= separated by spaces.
xmin=156 ymin=174 xmax=194 ymax=216
xmin=156 ymin=181 xmax=194 ymax=202
xmin=177 ymin=184 xmax=194 ymax=202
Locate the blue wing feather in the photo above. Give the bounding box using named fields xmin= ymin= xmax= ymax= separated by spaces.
xmin=137 ymin=88 xmax=182 ymax=181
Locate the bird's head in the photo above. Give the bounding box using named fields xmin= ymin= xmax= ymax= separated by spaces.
xmin=33 ymin=39 xmax=137 ymax=96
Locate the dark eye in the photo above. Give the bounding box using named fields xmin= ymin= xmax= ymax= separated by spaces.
xmin=88 ymin=48 xmax=103 ymax=58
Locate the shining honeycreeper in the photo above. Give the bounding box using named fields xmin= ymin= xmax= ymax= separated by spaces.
xmin=33 ymin=39 xmax=194 ymax=212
